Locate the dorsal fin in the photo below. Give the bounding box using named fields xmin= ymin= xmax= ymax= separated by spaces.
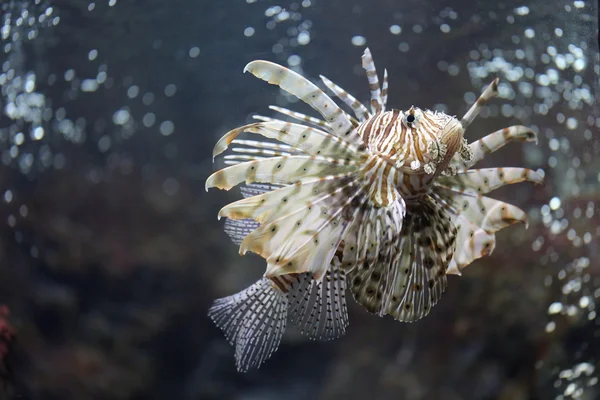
xmin=361 ymin=48 xmax=383 ymax=114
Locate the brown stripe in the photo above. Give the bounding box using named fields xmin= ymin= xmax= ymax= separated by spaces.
xmin=379 ymin=163 xmax=392 ymax=202
xmin=271 ymin=276 xmax=292 ymax=293
xmin=361 ymin=112 xmax=380 ymax=143
xmin=381 ymin=109 xmax=399 ymax=146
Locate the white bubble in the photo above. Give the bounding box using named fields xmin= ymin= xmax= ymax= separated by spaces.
xmin=447 ymin=64 xmax=460 ymax=76
xmin=555 ymin=54 xmax=567 ymax=69
xmin=548 ymin=302 xmax=563 ymax=314
xmin=573 ymin=58 xmax=586 ymax=72
xmin=275 ymin=11 xmax=290 ymax=22
xmin=189 ymin=47 xmax=200 ymax=58
xmin=389 ymin=25 xmax=401 ymax=35
xmin=287 ymin=54 xmax=301 ymax=67
xmin=112 ymin=109 xmax=130 ymax=125
xmin=464 ymin=92 xmax=476 ymax=104
xmin=4 ymin=190 xmax=13 ymax=203
xmin=514 ymin=6 xmax=529 ymax=15
xmin=160 ymin=120 xmax=174 ymax=136
xmin=265 ymin=6 xmax=282 ymax=17
xmin=440 ymin=24 xmax=450 ymax=33
xmin=14 ymin=132 xmax=24 ymax=145
xmin=64 ymin=69 xmax=75 ymax=81
xmin=244 ymin=27 xmax=255 ymax=37
xmin=549 ymin=197 xmax=561 ymax=210
xmin=88 ymin=49 xmax=98 ymax=61
xmin=32 ymin=127 xmax=44 ymax=140
xmin=564 ymin=383 xmax=576 ymax=396
xmin=98 ymin=135 xmax=111 ymax=152
xmin=96 ymin=71 xmax=107 ymax=84
xmin=164 ymin=84 xmax=177 ymax=97
xmin=351 ymin=35 xmax=366 ymax=46
xmin=536 ymin=74 xmax=550 ymax=86
xmin=524 ymin=28 xmax=535 ymax=38
xmin=81 ymin=79 xmax=99 ymax=92
xmin=142 ymin=92 xmax=154 ymax=105
xmin=25 ymin=79 xmax=35 ymax=93
xmin=142 ymin=113 xmax=156 ymax=127
xmin=127 ymin=85 xmax=139 ymax=98
xmin=297 ymin=31 xmax=310 ymax=45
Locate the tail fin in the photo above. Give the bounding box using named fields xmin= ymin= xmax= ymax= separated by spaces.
xmin=208 ymin=278 xmax=288 ymax=372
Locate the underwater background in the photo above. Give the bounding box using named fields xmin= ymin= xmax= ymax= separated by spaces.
xmin=0 ymin=0 xmax=599 ymax=399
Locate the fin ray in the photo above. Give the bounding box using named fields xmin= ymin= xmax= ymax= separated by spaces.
xmin=435 ymin=167 xmax=544 ymax=195
xmin=319 ymin=75 xmax=370 ymax=122
xmin=206 ymin=155 xmax=356 ymax=191
xmin=244 ymin=60 xmax=362 ymax=144
xmin=361 ymin=48 xmax=383 ymax=114
xmin=209 ymin=278 xmax=288 ymax=372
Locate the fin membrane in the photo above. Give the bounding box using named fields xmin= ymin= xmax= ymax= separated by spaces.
xmin=208 ymin=278 xmax=288 ymax=372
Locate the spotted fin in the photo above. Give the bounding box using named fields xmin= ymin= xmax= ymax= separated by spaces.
xmin=288 ymin=258 xmax=349 ymax=340
xmin=219 ymin=174 xmax=356 ymax=223
xmin=431 ymin=186 xmax=530 ymax=275
xmin=435 ymin=167 xmax=544 ymax=195
xmin=434 ymin=186 xmax=529 ymax=232
xmin=445 ymin=211 xmax=496 ymax=275
xmin=460 ymin=78 xmax=499 ymax=130
xmin=449 ymin=125 xmax=538 ymax=171
xmin=208 ymin=278 xmax=288 ymax=372
xmin=346 ymin=196 xmax=454 ymax=321
xmin=241 ymin=177 xmax=363 ymax=279
xmin=223 ymin=182 xmax=283 ymax=246
xmin=244 ymin=61 xmax=362 ymax=145
xmin=212 ymin=121 xmax=365 ymax=161
xmin=206 ymin=155 xmax=357 ymax=191
xmin=345 ymin=205 xmax=401 ymax=315
xmin=268 ymin=105 xmax=330 ymax=130
xmin=223 ymin=139 xmax=295 ymax=165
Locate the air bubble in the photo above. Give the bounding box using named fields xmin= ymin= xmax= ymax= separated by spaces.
xmin=351 ymin=35 xmax=366 ymax=46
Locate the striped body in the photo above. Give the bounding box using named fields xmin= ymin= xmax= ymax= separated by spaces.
xmin=206 ymin=48 xmax=544 ymax=372
xmin=357 ymin=108 xmax=464 ymax=203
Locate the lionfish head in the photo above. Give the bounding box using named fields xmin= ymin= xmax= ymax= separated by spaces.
xmin=396 ymin=106 xmax=465 ymax=174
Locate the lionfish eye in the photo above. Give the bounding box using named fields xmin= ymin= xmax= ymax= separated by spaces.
xmin=403 ymin=111 xmax=419 ymax=128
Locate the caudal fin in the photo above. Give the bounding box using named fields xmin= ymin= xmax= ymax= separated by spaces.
xmin=208 ymin=278 xmax=288 ymax=372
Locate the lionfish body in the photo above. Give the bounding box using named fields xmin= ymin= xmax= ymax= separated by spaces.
xmin=206 ymin=48 xmax=543 ymax=371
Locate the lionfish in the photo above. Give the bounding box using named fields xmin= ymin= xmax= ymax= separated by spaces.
xmin=206 ymin=48 xmax=543 ymax=372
